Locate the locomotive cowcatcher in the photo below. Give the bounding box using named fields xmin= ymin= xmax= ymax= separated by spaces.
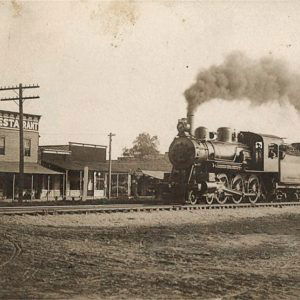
xmin=160 ymin=113 xmax=300 ymax=205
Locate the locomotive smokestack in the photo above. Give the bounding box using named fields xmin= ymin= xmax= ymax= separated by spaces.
xmin=187 ymin=112 xmax=194 ymax=135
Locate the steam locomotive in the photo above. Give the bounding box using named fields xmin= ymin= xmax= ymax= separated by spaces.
xmin=161 ymin=114 xmax=300 ymax=204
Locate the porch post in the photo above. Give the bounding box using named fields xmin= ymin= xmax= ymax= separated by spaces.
xmin=62 ymin=173 xmax=65 ymax=200
xmin=82 ymin=166 xmax=88 ymax=201
xmin=65 ymin=170 xmax=69 ymax=199
xmin=31 ymin=174 xmax=34 ymax=201
xmin=47 ymin=175 xmax=50 ymax=201
xmin=79 ymin=171 xmax=82 ymax=197
xmin=128 ymin=174 xmax=131 ymax=197
xmin=12 ymin=173 xmax=15 ymax=201
xmin=116 ymin=174 xmax=119 ymax=198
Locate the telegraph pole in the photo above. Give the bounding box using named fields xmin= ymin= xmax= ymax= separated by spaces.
xmin=108 ymin=132 xmax=115 ymax=199
xmin=0 ymin=84 xmax=40 ymax=203
xmin=18 ymin=84 xmax=24 ymax=204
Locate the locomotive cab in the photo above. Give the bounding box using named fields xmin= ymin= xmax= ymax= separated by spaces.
xmin=238 ymin=131 xmax=283 ymax=172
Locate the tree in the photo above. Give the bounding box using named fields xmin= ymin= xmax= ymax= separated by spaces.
xmin=122 ymin=132 xmax=160 ymax=159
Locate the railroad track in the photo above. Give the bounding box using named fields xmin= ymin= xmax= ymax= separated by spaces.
xmin=0 ymin=201 xmax=299 ymax=216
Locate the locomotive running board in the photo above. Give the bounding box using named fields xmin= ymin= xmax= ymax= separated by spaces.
xmin=276 ymin=183 xmax=300 ymax=189
xmin=205 ymin=160 xmax=243 ymax=171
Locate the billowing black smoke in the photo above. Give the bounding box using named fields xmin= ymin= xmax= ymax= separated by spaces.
xmin=185 ymin=51 xmax=300 ymax=114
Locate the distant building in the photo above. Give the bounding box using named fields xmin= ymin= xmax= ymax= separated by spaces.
xmin=41 ymin=145 xmax=172 ymax=199
xmin=40 ymin=142 xmax=107 ymax=199
xmin=113 ymin=154 xmax=172 ymax=197
xmin=0 ymin=110 xmax=61 ymax=201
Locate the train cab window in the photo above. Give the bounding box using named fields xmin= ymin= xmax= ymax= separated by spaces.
xmin=268 ymin=143 xmax=278 ymax=159
xmin=255 ymin=142 xmax=263 ymax=159
xmin=255 ymin=142 xmax=262 ymax=150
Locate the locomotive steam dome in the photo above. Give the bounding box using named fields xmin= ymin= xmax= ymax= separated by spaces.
xmin=217 ymin=127 xmax=232 ymax=142
xmin=169 ymin=137 xmax=199 ymax=169
xmin=195 ymin=126 xmax=208 ymax=140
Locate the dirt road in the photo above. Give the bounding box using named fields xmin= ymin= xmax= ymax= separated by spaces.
xmin=0 ymin=207 xmax=299 ymax=299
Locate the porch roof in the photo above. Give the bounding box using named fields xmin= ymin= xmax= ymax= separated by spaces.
xmin=42 ymin=159 xmax=172 ymax=174
xmin=138 ymin=169 xmax=165 ymax=180
xmin=0 ymin=162 xmax=62 ymax=175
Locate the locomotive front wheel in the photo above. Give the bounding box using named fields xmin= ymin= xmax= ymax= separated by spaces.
xmin=231 ymin=175 xmax=244 ymax=204
xmin=293 ymin=192 xmax=299 ymax=201
xmin=205 ymin=194 xmax=215 ymax=205
xmin=247 ymin=175 xmax=261 ymax=204
xmin=186 ymin=190 xmax=198 ymax=205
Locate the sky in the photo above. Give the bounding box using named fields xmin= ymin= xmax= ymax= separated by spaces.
xmin=1 ymin=0 xmax=300 ymax=158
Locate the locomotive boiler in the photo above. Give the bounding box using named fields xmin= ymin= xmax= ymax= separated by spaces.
xmin=162 ymin=114 xmax=300 ymax=205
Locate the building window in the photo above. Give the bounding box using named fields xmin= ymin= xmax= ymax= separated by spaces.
xmin=0 ymin=137 xmax=5 ymax=155
xmin=24 ymin=139 xmax=31 ymax=157
xmin=95 ymin=172 xmax=105 ymax=190
xmin=69 ymin=171 xmax=80 ymax=190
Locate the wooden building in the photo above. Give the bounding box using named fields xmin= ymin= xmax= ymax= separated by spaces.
xmin=40 ymin=142 xmax=108 ymax=200
xmin=41 ymin=145 xmax=172 ymax=199
xmin=0 ymin=110 xmax=61 ymax=201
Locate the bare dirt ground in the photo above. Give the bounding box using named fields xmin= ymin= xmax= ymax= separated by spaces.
xmin=0 ymin=207 xmax=299 ymax=299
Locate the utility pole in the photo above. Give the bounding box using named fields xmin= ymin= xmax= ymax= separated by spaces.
xmin=107 ymin=132 xmax=115 ymax=199
xmin=0 ymin=84 xmax=40 ymax=203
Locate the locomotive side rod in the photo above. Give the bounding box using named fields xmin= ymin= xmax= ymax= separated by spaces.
xmin=222 ymin=187 xmax=256 ymax=197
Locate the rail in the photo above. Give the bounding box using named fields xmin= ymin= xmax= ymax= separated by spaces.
xmin=0 ymin=202 xmax=299 ymax=216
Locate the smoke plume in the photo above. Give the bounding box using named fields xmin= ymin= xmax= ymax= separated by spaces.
xmin=185 ymin=52 xmax=300 ymax=114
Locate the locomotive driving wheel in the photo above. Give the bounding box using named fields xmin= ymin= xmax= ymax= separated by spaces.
xmin=247 ymin=175 xmax=261 ymax=204
xmin=216 ymin=173 xmax=229 ymax=204
xmin=186 ymin=189 xmax=198 ymax=205
xmin=231 ymin=175 xmax=244 ymax=204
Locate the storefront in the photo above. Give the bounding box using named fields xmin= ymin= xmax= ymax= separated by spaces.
xmin=0 ymin=110 xmax=62 ymax=201
xmin=40 ymin=142 xmax=108 ymax=200
xmin=41 ymin=144 xmax=172 ymax=200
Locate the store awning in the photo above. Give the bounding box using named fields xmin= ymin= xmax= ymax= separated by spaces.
xmin=139 ymin=170 xmax=165 ymax=180
xmin=0 ymin=162 xmax=62 ymax=174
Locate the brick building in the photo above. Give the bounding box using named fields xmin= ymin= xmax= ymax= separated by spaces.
xmin=0 ymin=110 xmax=61 ymax=201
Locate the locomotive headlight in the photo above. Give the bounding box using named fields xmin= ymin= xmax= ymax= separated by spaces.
xmin=177 ymin=120 xmax=190 ymax=133
xmin=177 ymin=122 xmax=185 ymax=133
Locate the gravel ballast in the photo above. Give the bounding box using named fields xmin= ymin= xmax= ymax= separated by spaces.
xmin=0 ymin=206 xmax=299 ymax=299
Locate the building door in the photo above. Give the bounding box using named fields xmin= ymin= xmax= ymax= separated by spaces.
xmin=3 ymin=173 xmax=14 ymax=200
xmin=111 ymin=174 xmax=118 ymax=197
xmin=87 ymin=171 xmax=94 ymax=197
